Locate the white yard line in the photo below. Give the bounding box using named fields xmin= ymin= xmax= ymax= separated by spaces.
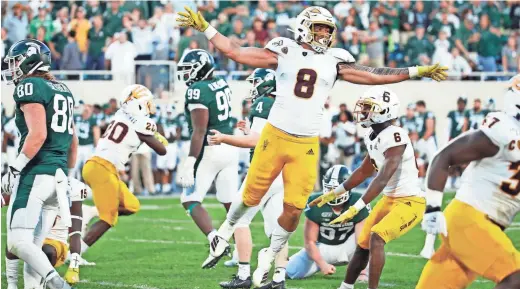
xmin=80 ymin=279 xmax=161 ymax=289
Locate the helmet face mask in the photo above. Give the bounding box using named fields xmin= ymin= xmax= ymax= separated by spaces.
xmin=176 ymin=49 xmax=215 ymax=86
xmin=354 ymin=86 xmax=400 ymax=128
xmin=294 ymin=7 xmax=336 ymax=53
xmin=322 ymin=165 xmax=352 ymax=206
xmin=2 ymin=39 xmax=52 ymax=85
xmin=246 ymin=68 xmax=276 ymax=102
xmin=354 ymin=98 xmax=382 ymax=128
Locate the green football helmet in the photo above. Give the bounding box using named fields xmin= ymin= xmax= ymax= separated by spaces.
xmin=2 ymin=39 xmax=52 ymax=85
xmin=177 ymin=49 xmax=215 ymax=86
xmin=246 ymin=68 xmax=276 ymax=101
xmin=322 ymin=165 xmax=352 ymax=206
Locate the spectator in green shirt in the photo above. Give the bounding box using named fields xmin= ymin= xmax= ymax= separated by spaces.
xmin=481 ymin=0 xmax=501 ymax=27
xmin=1 ymin=28 xmax=13 ymax=60
xmin=85 ymin=0 xmax=104 ymax=19
xmin=215 ymin=13 xmax=232 ymax=37
xmin=175 ymin=28 xmax=195 ymax=61
xmin=103 ymin=1 xmax=123 ymax=38
xmin=49 ymin=24 xmax=69 ymax=69
xmin=86 ymin=15 xmax=107 ymax=70
xmin=477 ymin=14 xmax=501 ymax=72
xmin=121 ymin=0 xmax=149 ymax=19
xmin=405 ymin=25 xmax=434 ymax=66
xmin=29 ymin=7 xmax=54 ymax=41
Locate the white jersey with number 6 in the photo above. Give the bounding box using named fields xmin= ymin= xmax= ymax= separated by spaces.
xmin=456 ymin=112 xmax=520 ymax=228
xmin=93 ymin=110 xmax=156 ymax=170
xmin=364 ymin=125 xmax=422 ymax=197
xmin=265 ymin=37 xmax=355 ymax=136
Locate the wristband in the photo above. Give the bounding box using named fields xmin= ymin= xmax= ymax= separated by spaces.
xmin=426 ymin=189 xmax=443 ymax=208
xmin=333 ymin=184 xmax=347 ymax=195
xmin=408 ymin=66 xmax=419 ymax=78
xmin=204 ymin=25 xmax=218 ymax=40
xmin=12 ymin=153 xmax=31 ymax=172
xmin=353 ymin=199 xmax=366 ymax=212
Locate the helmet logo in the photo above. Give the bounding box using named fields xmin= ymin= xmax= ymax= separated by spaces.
xmin=25 ymin=42 xmax=40 ymax=56
xmin=309 ymin=8 xmax=321 ymax=14
xmin=197 ymin=51 xmax=209 ymax=64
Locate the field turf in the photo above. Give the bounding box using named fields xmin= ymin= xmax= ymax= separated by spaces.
xmin=2 ymin=193 xmax=519 ymax=289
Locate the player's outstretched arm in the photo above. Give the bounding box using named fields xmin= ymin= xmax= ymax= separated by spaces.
xmin=303 ymin=219 xmax=335 ymax=275
xmin=177 ymin=6 xmax=277 ymax=69
xmin=337 ymin=63 xmax=448 ymax=84
xmin=207 ymin=129 xmax=259 ymax=148
xmin=138 ymin=133 xmax=167 ymax=155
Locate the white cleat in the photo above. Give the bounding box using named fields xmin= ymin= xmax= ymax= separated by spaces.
xmin=201 ymin=235 xmax=230 ymax=269
xmin=252 ymin=248 xmax=275 ymax=287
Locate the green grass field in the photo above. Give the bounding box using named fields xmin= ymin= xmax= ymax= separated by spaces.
xmin=2 ymin=193 xmax=519 ymax=289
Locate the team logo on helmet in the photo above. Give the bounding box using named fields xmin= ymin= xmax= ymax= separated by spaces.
xmin=25 ymin=42 xmax=40 ymax=56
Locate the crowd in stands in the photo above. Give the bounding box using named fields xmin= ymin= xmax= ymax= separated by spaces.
xmin=1 ymin=0 xmax=519 ymax=77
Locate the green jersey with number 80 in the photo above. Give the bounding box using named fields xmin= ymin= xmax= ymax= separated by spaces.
xmin=305 ymin=192 xmax=369 ymax=245
xmin=14 ymin=77 xmax=75 ymax=175
xmin=184 ymin=77 xmax=234 ymax=143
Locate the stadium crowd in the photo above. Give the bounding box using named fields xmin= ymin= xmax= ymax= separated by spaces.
xmin=1 ymin=0 xmax=519 ymax=76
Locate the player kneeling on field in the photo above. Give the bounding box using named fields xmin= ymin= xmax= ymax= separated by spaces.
xmin=310 ymin=86 xmax=426 ymax=289
xmin=3 ymin=178 xmax=92 ymax=288
xmin=286 ymin=165 xmax=369 ymax=281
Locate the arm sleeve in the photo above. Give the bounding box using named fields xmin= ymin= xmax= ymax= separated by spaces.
xmin=479 ymin=112 xmax=509 ymax=147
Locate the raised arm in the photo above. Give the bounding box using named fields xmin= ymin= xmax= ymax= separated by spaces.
xmin=337 ymin=62 xmax=448 ymax=84
xmin=177 ymin=6 xmax=277 ymax=69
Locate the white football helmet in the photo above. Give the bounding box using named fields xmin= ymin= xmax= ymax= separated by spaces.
xmin=504 ymin=74 xmax=520 ymax=120
xmin=293 ymin=6 xmax=336 ymax=53
xmin=354 ymin=86 xmax=400 ymax=128
xmin=119 ymin=84 xmax=156 ymax=117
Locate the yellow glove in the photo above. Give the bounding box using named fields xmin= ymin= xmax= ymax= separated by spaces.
xmin=417 ymin=63 xmax=449 ymax=82
xmin=154 ymin=132 xmax=169 ymax=146
xmin=329 ymin=206 xmax=359 ymax=225
xmin=176 ymin=6 xmax=209 ymax=32
xmin=308 ymin=190 xmax=338 ymax=208
xmin=64 ymin=267 xmax=79 ymax=285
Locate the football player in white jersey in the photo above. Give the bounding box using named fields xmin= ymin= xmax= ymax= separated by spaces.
xmin=80 ymin=85 xmax=167 ymax=257
xmin=311 ymin=86 xmax=426 ymax=289
xmin=416 ymin=75 xmax=520 ymax=289
xmin=177 ymin=6 xmax=446 ymax=286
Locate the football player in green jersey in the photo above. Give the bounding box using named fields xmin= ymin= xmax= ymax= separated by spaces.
xmin=465 ymin=98 xmax=490 ymax=130
xmin=397 ymin=103 xmax=419 ymax=134
xmin=415 ymin=100 xmax=438 ymax=163
xmin=286 ymin=165 xmax=369 ymax=280
xmin=176 ymin=49 xmax=240 ymax=251
xmin=71 ymin=104 xmax=100 ymax=180
xmin=203 ymin=68 xmax=285 ymax=288
xmin=1 ymin=39 xmax=77 ymax=289
xmin=156 ymin=104 xmax=178 ymax=194
xmin=445 ymin=97 xmax=468 ymax=190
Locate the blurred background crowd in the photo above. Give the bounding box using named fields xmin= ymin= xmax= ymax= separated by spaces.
xmin=1 ymin=0 xmax=519 ymax=77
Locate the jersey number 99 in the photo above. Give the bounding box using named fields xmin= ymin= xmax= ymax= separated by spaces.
xmin=294 ymin=69 xmax=317 ymax=99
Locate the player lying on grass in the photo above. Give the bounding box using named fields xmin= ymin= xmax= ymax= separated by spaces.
xmin=3 ymin=178 xmax=94 ymax=288
xmin=80 ymin=85 xmax=167 ymax=260
xmin=286 ymin=165 xmax=369 ymax=281
xmin=177 ymin=6 xmax=447 ymax=287
xmin=203 ymin=68 xmax=287 ymax=289
xmin=310 ymin=86 xmax=426 ymax=289
xmin=416 ymin=75 xmax=520 ymax=289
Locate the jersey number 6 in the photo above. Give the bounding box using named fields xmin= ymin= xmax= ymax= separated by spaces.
xmin=294 ymin=69 xmax=317 ymax=99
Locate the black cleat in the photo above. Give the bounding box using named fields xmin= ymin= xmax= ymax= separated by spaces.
xmin=257 ymin=280 xmax=286 ymax=289
xmin=219 ymin=275 xmax=252 ymax=288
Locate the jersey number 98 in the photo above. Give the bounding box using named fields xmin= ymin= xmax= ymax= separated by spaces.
xmin=294 ymin=69 xmax=317 ymax=99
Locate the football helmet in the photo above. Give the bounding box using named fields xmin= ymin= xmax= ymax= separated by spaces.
xmin=322 ymin=165 xmax=352 ymax=206
xmin=293 ymin=6 xmax=336 ymax=53
xmin=120 ymin=84 xmax=156 ymax=117
xmin=354 ymin=86 xmax=400 ymax=128
xmin=177 ymin=49 xmax=215 ymax=86
xmin=504 ymin=74 xmax=520 ymax=120
xmin=2 ymin=39 xmax=52 ymax=85
xmin=246 ymin=68 xmax=276 ymax=102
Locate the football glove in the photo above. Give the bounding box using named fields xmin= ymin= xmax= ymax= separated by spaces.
xmin=179 ymin=156 xmax=196 ymax=187
xmin=329 ymin=205 xmax=359 ymax=224
xmin=308 ymin=190 xmax=338 ymax=208
xmin=421 ymin=206 xmax=448 ymax=237
xmin=177 ymin=6 xmax=209 ymax=32
xmin=154 ymin=132 xmax=169 ymax=146
xmin=417 ymin=63 xmax=449 ymax=82
xmin=1 ymin=166 xmax=20 ymax=195
xmin=64 ymin=267 xmax=79 ymax=285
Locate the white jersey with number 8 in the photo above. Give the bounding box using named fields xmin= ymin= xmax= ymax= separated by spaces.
xmin=456 ymin=111 xmax=520 ymax=228
xmin=364 ymin=125 xmax=422 ymax=197
xmin=93 ymin=110 xmax=156 ymax=170
xmin=264 ymin=37 xmax=355 ymax=136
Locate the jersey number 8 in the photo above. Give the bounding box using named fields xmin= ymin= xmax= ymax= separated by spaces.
xmin=294 ymin=69 xmax=317 ymax=99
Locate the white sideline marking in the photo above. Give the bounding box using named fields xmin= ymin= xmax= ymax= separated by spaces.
xmin=80 ymin=279 xmax=161 ymax=289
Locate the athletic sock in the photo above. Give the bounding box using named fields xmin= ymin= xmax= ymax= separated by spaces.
xmin=207 ymin=229 xmax=217 ymax=243
xmin=81 ymin=239 xmax=90 ymax=254
xmin=339 ymin=282 xmax=354 ymax=289
xmin=273 ymin=267 xmax=286 ymax=283
xmin=217 ymin=220 xmax=235 ymax=241
xmin=269 ymin=223 xmax=293 ymax=254
xmin=237 ymin=262 xmax=250 ymax=280
xmin=5 ymin=258 xmax=19 ymax=285
xmin=226 ymin=200 xmax=254 ymax=226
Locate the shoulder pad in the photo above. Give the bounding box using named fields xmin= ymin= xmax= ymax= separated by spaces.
xmin=134 ymin=116 xmax=156 ymax=136
xmin=380 ymin=126 xmax=410 ymax=152
xmin=265 ymin=37 xmax=298 ymax=55
xmin=480 ymin=112 xmax=517 ymax=147
xmin=68 ymin=177 xmax=89 ymax=202
xmin=327 ymin=48 xmax=355 ymax=64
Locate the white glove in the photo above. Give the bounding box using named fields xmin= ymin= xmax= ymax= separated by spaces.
xmin=421 ymin=208 xmax=448 ymax=237
xmin=179 ymin=156 xmax=196 ymax=188
xmin=2 ymin=166 xmax=20 ymax=195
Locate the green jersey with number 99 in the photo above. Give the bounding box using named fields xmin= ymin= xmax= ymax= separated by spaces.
xmin=305 ymin=192 xmax=370 ymax=245
xmin=184 ymin=77 xmax=234 ymax=142
xmin=14 ymin=77 xmax=75 ymax=175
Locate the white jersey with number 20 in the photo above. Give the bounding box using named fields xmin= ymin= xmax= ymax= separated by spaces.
xmin=456 ymin=112 xmax=520 ymax=228
xmin=93 ymin=110 xmax=156 ymax=170
xmin=265 ymin=37 xmax=355 ymax=136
